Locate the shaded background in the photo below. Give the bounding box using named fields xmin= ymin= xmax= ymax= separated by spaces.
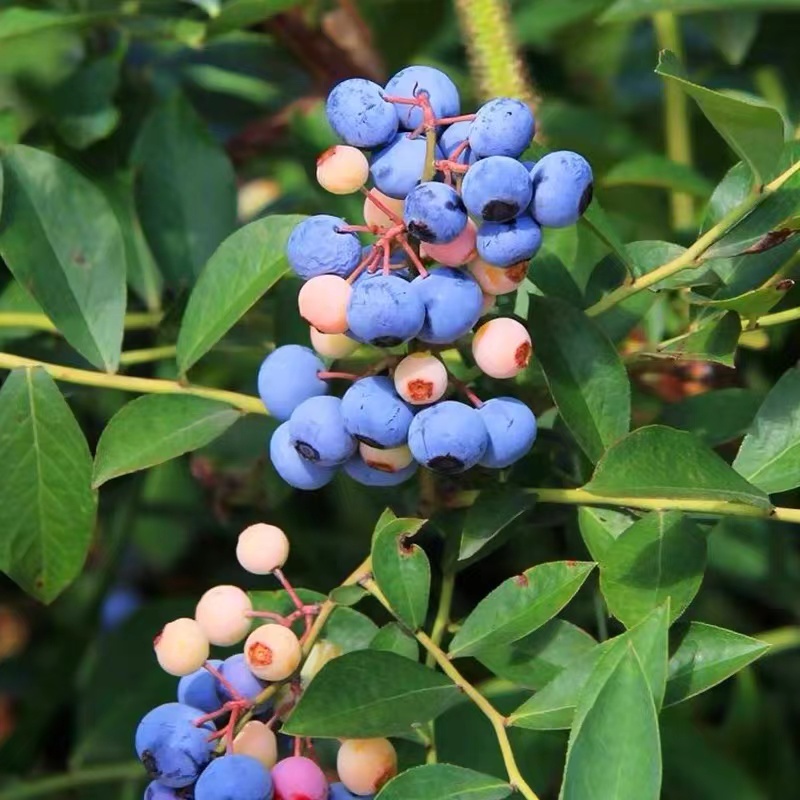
xmin=1 ymin=1 xmax=800 ymax=797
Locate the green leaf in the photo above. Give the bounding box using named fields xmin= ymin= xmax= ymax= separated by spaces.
xmin=0 ymin=145 xmax=126 ymax=371
xmin=584 ymin=425 xmax=772 ymax=508
xmin=649 ymin=311 xmax=741 ymax=366
xmin=329 ymin=585 xmax=368 ymax=607
xmin=177 ymin=214 xmax=304 ymax=372
xmin=477 ymin=619 xmax=597 ymax=689
xmin=208 ymin=0 xmax=299 ymax=35
xmin=371 ymin=623 xmax=420 ymax=662
xmin=324 ymin=607 xmax=380 ymax=654
xmin=371 ymin=517 xmax=429 ymax=631
xmin=665 ymin=622 xmax=770 ymax=706
xmin=600 ymin=511 xmax=707 ymax=627
xmin=448 ymin=561 xmax=595 ymax=659
xmin=132 ymin=93 xmax=236 ymax=285
xmin=376 ymin=765 xmax=512 ymax=800
xmin=528 ymin=295 xmax=630 ymax=463
xmin=602 ymin=0 xmax=800 ymax=24
xmin=0 ymin=368 xmax=96 ymax=603
xmin=0 ymin=7 xmax=102 ymax=41
xmin=458 ymin=486 xmax=534 ymax=562
xmin=92 ymin=395 xmax=241 ymax=487
xmin=603 ymin=154 xmax=714 ymax=196
xmin=655 ymin=50 xmax=784 ymax=184
xmin=578 ymin=506 xmax=637 ymax=562
xmin=560 ymin=646 xmax=661 ymax=800
xmin=283 ymin=650 xmax=461 ymax=737
xmin=687 ymin=275 xmax=794 ymax=319
xmin=658 ymin=388 xmax=762 ymax=447
xmin=733 ymin=367 xmax=800 ymax=493
xmin=509 ymin=603 xmax=669 ymax=730
xmin=697 ymin=11 xmax=760 ymax=66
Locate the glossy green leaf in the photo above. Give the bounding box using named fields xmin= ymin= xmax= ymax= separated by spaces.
xmin=655 ymin=50 xmax=784 ymax=184
xmin=560 ymin=646 xmax=661 ymax=800
xmin=177 ymin=214 xmax=304 ymax=372
xmin=371 ymin=517 xmax=429 ymax=631
xmin=603 ymin=154 xmax=714 ymax=196
xmin=688 ymin=274 xmax=794 ymax=318
xmin=659 ymin=388 xmax=762 ymax=447
xmin=651 ymin=311 xmax=741 ymax=366
xmin=93 ymin=395 xmax=241 ymax=487
xmin=459 ymin=487 xmax=534 ymax=562
xmin=733 ymin=367 xmax=800 ymax=493
xmin=603 ymin=0 xmax=800 ymax=24
xmin=132 ymin=93 xmax=236 ymax=285
xmin=477 ymin=619 xmax=597 ymax=690
xmin=665 ymin=622 xmax=770 ymax=706
xmin=600 ymin=511 xmax=707 ymax=627
xmin=528 ymin=295 xmax=630 ymax=463
xmin=283 ymin=650 xmax=461 ymax=737
xmin=376 ymin=765 xmax=512 ymax=800
xmin=0 ymin=145 xmax=126 ymax=371
xmin=329 ymin=584 xmax=368 ymax=607
xmin=509 ymin=603 xmax=669 ymax=729
xmin=371 ymin=624 xmax=420 ymax=662
xmin=578 ymin=506 xmax=637 ymax=562
xmin=0 ymin=368 xmax=96 ymax=603
xmin=448 ymin=561 xmax=595 ymax=658
xmin=585 ymin=425 xmax=772 ymax=508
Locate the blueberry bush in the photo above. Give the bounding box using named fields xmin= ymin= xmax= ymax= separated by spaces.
xmin=2 ymin=1 xmax=800 ymax=798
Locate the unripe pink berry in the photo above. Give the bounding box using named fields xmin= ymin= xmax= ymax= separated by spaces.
xmin=359 ymin=442 xmax=413 ymax=473
xmin=154 ymin=618 xmax=209 ymax=677
xmin=337 ymin=738 xmax=398 ymax=796
xmin=469 ymin=257 xmax=528 ymax=295
xmin=237 ymin=523 xmax=290 ymax=574
xmin=272 ymin=755 xmax=328 ymax=800
xmin=245 ymin=624 xmax=302 ymax=681
xmin=363 ymin=189 xmax=404 ymax=229
xmin=195 ymin=585 xmax=253 ymax=646
xmin=316 ymin=145 xmax=369 ymax=195
xmin=233 ymin=721 xmax=278 ymax=769
xmin=472 ymin=317 xmax=532 ymax=379
xmin=298 ymin=275 xmax=351 ymax=334
xmin=309 ymin=327 xmax=359 ymax=359
xmin=393 ymin=352 xmax=448 ymax=405
xmin=421 ymin=219 xmax=477 ymax=266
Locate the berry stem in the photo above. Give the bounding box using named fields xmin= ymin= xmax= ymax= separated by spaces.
xmin=397 ymin=236 xmax=429 ymax=278
xmin=435 ymin=114 xmax=477 ymax=125
xmin=273 ymin=568 xmax=314 ymax=632
xmin=447 ymin=372 xmax=484 ymax=407
xmin=317 ymin=370 xmax=361 ymax=381
xmin=203 ymin=661 xmax=245 ymax=703
xmin=361 ymin=188 xmax=404 ymax=226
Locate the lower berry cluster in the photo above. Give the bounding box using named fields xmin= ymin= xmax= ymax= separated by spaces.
xmin=256 ymin=64 xmax=593 ymax=490
xmin=135 ymin=524 xmax=396 ymax=800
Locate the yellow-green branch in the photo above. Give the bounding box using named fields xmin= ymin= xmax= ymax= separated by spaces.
xmin=0 ymin=312 xmax=162 ymax=332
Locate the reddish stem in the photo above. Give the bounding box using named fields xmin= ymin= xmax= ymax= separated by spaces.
xmin=361 ymin=188 xmax=404 ymax=226
xmin=436 ymin=113 xmax=477 ymax=125
xmin=293 ymin=736 xmax=303 ymax=757
xmin=274 ymin=568 xmax=314 ymax=633
xmin=449 ymin=376 xmax=483 ymax=408
xmin=397 ymin=236 xmax=429 ymax=278
xmin=450 ymin=139 xmax=470 ymax=162
xmin=204 ymin=661 xmax=243 ymax=703
xmin=380 ymin=94 xmax=424 ymax=106
xmin=435 ymin=159 xmax=470 ymax=175
xmin=318 ymin=371 xmax=361 ymax=381
xmin=338 ymin=224 xmax=377 ymax=233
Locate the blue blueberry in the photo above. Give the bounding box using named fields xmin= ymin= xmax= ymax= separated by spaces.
xmin=288 ymin=395 xmax=356 ymax=466
xmin=461 ymin=156 xmax=533 ymax=223
xmin=326 ymin=78 xmax=399 ymax=148
xmin=477 ymin=397 xmax=538 ymax=468
xmin=217 ymin=654 xmax=273 ymax=712
xmin=100 ymin=585 xmax=141 ymax=630
xmin=476 ymin=216 xmax=542 ymax=267
xmin=404 ymin=182 xmax=467 ymax=244
xmin=408 ymin=401 xmax=489 ymax=474
xmin=343 ymin=456 xmax=417 ymax=486
xmin=384 ymin=65 xmax=460 ymax=130
xmin=144 ymin=781 xmax=189 ymax=799
xmin=195 ymin=754 xmax=273 ymax=800
xmin=439 ymin=120 xmax=477 ymax=165
xmin=270 ymin=422 xmax=337 ymax=491
xmin=469 ymin=98 xmax=535 ymax=158
xmin=287 ymin=215 xmax=361 ymax=280
xmin=257 ymin=345 xmax=328 ymax=421
xmin=135 ymin=703 xmax=214 ymax=789
xmin=346 ymin=274 xmax=425 ymax=347
xmin=329 ymin=783 xmax=374 ymax=800
xmin=341 ymin=376 xmax=415 ymax=448
xmin=177 ymin=660 xmax=222 ymax=714
xmin=530 ymin=151 xmax=594 ymax=227
xmin=370 ymin=133 xmax=443 ymax=199
xmin=413 ymin=268 xmax=483 ymax=344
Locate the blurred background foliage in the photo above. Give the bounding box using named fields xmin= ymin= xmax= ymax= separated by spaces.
xmin=1 ymin=0 xmax=800 ymax=798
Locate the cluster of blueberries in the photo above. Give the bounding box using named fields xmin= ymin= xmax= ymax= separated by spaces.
xmin=257 ymin=65 xmax=593 ymax=490
xmin=135 ymin=524 xmax=396 ymax=799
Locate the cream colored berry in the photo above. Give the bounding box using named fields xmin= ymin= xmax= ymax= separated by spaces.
xmin=393 ymin=352 xmax=448 ymax=405
xmin=310 ymin=327 xmax=359 ymax=359
xmin=359 ymin=443 xmax=413 ymax=473
xmin=195 ymin=585 xmax=252 ymax=647
xmin=298 ymin=274 xmax=352 ymax=334
xmin=337 ymin=738 xmax=398 ymax=796
xmin=245 ymin=624 xmax=302 ymax=681
xmin=233 ymin=721 xmax=278 ymax=769
xmin=236 ymin=523 xmax=290 ymax=574
xmin=154 ymin=618 xmax=209 ymax=677
xmin=317 ymin=145 xmax=369 ymax=194
xmin=363 ymin=189 xmax=404 ymax=229
xmin=469 ymin=257 xmax=528 ymax=296
xmin=472 ymin=317 xmax=532 ymax=379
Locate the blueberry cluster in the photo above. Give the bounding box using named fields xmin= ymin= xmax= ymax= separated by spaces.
xmin=134 ymin=524 xmax=396 ymax=800
xmin=258 ymin=65 xmax=593 ymax=490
